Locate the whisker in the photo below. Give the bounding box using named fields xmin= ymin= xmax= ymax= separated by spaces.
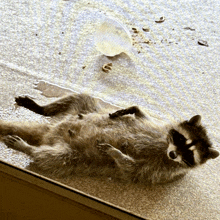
xmin=182 ymin=159 xmax=192 ymax=167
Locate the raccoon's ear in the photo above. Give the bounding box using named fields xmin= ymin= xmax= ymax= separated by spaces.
xmin=189 ymin=115 xmax=201 ymax=126
xmin=208 ymin=148 xmax=219 ymax=159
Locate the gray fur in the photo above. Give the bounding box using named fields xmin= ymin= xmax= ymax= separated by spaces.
xmin=0 ymin=94 xmax=219 ymax=184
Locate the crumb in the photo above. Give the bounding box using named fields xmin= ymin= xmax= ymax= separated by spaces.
xmin=142 ymin=27 xmax=150 ymax=32
xmin=58 ymin=52 xmax=61 ymax=55
xmin=102 ymin=63 xmax=112 ymax=73
xmin=183 ymin=27 xmax=195 ymax=31
xmin=132 ymin=27 xmax=139 ymax=33
xmin=82 ymin=66 xmax=86 ymax=69
xmin=198 ymin=40 xmax=208 ymax=47
xmin=155 ymin=16 xmax=165 ymax=23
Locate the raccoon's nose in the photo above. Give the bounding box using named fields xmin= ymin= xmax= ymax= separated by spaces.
xmin=169 ymin=151 xmax=178 ymax=159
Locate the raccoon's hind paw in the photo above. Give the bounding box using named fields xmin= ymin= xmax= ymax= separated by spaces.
xmin=15 ymin=95 xmax=44 ymax=115
xmin=3 ymin=135 xmax=27 ymax=151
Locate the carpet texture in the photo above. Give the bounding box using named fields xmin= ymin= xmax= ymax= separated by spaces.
xmin=0 ymin=0 xmax=219 ymax=219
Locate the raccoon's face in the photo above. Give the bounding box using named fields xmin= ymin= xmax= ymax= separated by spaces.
xmin=167 ymin=115 xmax=219 ymax=167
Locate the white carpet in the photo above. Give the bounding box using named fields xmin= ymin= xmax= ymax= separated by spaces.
xmin=0 ymin=0 xmax=220 ymax=219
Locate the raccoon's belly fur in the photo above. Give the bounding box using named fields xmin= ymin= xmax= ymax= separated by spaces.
xmin=1 ymin=113 xmax=188 ymax=184
xmin=1 ymin=94 xmax=218 ymax=184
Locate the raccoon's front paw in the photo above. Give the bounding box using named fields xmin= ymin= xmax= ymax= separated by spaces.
xmin=3 ymin=135 xmax=27 ymax=151
xmin=96 ymin=142 xmax=123 ymax=159
xmin=96 ymin=143 xmax=114 ymax=153
xmin=15 ymin=95 xmax=36 ymax=107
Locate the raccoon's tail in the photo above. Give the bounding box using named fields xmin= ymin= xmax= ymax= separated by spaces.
xmin=0 ymin=120 xmax=49 ymax=146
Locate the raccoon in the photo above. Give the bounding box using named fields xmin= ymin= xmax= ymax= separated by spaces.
xmin=0 ymin=94 xmax=219 ymax=184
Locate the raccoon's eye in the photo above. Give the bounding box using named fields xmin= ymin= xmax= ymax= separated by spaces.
xmin=169 ymin=151 xmax=178 ymax=159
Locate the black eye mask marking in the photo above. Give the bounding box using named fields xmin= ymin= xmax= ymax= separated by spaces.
xmin=169 ymin=129 xmax=199 ymax=150
xmin=182 ymin=141 xmax=197 ymax=166
xmin=169 ymin=129 xmax=186 ymax=147
xmin=168 ymin=129 xmax=200 ymax=167
xmin=182 ymin=150 xmax=195 ymax=167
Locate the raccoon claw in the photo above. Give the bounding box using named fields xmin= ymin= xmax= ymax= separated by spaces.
xmin=96 ymin=143 xmax=113 ymax=151
xmin=3 ymin=135 xmax=26 ymax=150
xmin=96 ymin=142 xmax=114 ymax=156
xmin=15 ymin=95 xmax=35 ymax=107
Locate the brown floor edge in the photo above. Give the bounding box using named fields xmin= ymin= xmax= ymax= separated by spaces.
xmin=0 ymin=161 xmax=147 ymax=220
